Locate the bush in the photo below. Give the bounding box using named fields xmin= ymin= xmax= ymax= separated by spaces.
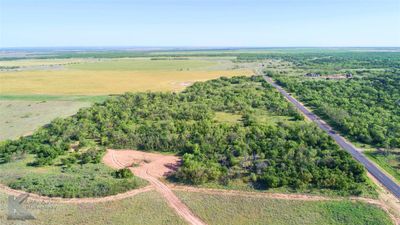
xmin=113 ymin=168 xmax=133 ymax=179
xmin=8 ymin=164 xmax=145 ymax=198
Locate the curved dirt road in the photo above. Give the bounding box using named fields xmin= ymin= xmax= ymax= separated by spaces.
xmin=107 ymin=150 xmax=206 ymax=225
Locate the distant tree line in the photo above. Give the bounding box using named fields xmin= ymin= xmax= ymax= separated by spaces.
xmin=236 ymin=51 xmax=400 ymax=70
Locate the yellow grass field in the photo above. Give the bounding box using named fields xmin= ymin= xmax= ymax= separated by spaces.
xmin=0 ymin=100 xmax=91 ymax=140
xmin=0 ymin=58 xmax=254 ymax=95
xmin=0 ymin=58 xmax=90 ymax=67
xmin=0 ymin=69 xmax=252 ymax=95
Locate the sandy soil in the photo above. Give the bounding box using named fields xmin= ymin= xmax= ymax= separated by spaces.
xmin=103 ymin=149 xmax=206 ymax=225
xmin=103 ymin=149 xmax=181 ymax=178
xmin=171 ymin=185 xmax=333 ymax=201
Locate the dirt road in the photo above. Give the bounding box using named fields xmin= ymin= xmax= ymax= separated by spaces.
xmin=105 ymin=149 xmax=207 ymax=225
xmin=0 ymin=183 xmax=153 ymax=204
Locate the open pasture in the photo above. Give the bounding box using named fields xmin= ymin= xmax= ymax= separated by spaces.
xmin=0 ymin=191 xmax=185 ymax=225
xmin=65 ymin=57 xmax=218 ymax=71
xmin=0 ymin=57 xmax=253 ymax=95
xmin=175 ymin=191 xmax=393 ymax=225
xmin=0 ymin=58 xmax=90 ymax=67
xmin=0 ymin=69 xmax=251 ymax=95
xmin=0 ymin=100 xmax=90 ymax=141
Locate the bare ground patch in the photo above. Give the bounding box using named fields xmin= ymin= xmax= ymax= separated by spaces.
xmin=103 ymin=149 xmax=206 ymax=225
xmin=103 ymin=149 xmax=181 ymax=178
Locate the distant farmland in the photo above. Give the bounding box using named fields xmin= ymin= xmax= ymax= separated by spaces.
xmin=0 ymin=100 xmax=91 ymax=141
xmin=0 ymin=56 xmax=253 ymax=140
xmin=0 ymin=70 xmax=252 ymax=94
xmin=0 ymin=58 xmax=253 ymax=95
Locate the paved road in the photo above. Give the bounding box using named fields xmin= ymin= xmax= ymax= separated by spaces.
xmin=264 ymin=76 xmax=400 ymax=199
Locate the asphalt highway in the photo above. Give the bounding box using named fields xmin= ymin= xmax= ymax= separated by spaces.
xmin=264 ymin=76 xmax=400 ymax=199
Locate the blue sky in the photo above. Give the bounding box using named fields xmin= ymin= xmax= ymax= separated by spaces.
xmin=0 ymin=0 xmax=399 ymax=47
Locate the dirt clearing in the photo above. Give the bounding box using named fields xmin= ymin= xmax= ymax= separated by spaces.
xmin=103 ymin=149 xmax=181 ymax=178
xmin=103 ymin=149 xmax=207 ymax=225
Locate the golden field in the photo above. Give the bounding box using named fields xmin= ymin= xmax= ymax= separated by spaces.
xmin=0 ymin=58 xmax=254 ymax=95
xmin=0 ymin=58 xmax=90 ymax=67
xmin=0 ymin=69 xmax=252 ymax=95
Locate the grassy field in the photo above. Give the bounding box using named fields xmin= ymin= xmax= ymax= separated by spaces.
xmin=65 ymin=58 xmax=217 ymax=71
xmin=0 ymin=69 xmax=251 ymax=95
xmin=214 ymin=112 xmax=242 ymax=124
xmin=0 ymin=155 xmax=147 ymax=198
xmin=0 ymin=100 xmax=91 ymax=141
xmin=0 ymin=94 xmax=109 ymax=102
xmin=0 ymin=58 xmax=90 ymax=67
xmin=213 ymin=110 xmax=295 ymax=125
xmin=365 ymin=150 xmax=400 ymax=183
xmin=0 ymin=57 xmax=254 ymax=95
xmin=0 ymin=191 xmax=186 ymax=225
xmin=175 ymin=191 xmax=393 ymax=225
xmin=0 ymin=57 xmax=252 ymax=141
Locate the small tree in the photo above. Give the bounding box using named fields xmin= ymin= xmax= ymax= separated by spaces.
xmin=113 ymin=168 xmax=133 ymax=179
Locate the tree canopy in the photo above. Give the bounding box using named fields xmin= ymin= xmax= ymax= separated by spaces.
xmin=275 ymin=74 xmax=400 ymax=148
xmin=0 ymin=76 xmax=371 ymax=195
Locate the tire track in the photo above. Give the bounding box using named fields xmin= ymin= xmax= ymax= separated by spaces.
xmin=110 ymin=150 xmax=206 ymax=225
xmin=0 ymin=183 xmax=153 ymax=204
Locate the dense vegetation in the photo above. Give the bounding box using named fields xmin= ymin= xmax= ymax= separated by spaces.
xmin=0 ymin=153 xmax=146 ymax=198
xmin=0 ymin=76 xmax=372 ymax=196
xmin=8 ymin=164 xmax=145 ymax=198
xmin=236 ymin=51 xmax=400 ymax=69
xmin=275 ymin=74 xmax=400 ymax=149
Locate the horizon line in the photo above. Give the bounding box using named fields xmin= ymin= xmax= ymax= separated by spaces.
xmin=1 ymin=46 xmax=400 ymax=50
